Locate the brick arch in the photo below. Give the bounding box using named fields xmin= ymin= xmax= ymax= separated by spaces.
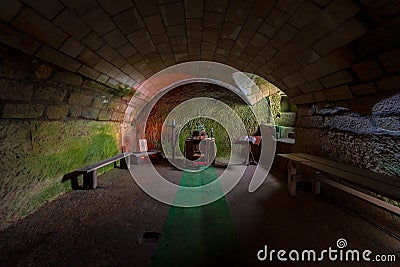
xmin=0 ymin=0 xmax=398 ymax=111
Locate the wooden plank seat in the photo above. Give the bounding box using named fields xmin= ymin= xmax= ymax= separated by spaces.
xmin=277 ymin=153 xmax=400 ymax=215
xmin=62 ymin=152 xmax=132 ymax=189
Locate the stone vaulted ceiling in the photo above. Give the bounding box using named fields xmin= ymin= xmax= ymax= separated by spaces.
xmin=0 ymin=0 xmax=399 ymax=106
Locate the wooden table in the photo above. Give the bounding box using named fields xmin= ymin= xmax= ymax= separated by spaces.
xmin=184 ymin=138 xmax=215 ymax=166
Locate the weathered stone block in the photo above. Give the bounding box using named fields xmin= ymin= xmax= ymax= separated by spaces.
xmin=313 ymin=91 xmax=328 ymax=102
xmin=313 ymin=17 xmax=367 ymax=56
xmin=98 ymin=0 xmax=133 ymax=16
xmin=69 ymin=93 xmax=93 ymax=106
xmin=160 ymin=2 xmax=185 ymax=26
xmin=35 ymin=86 xmax=67 ymax=102
xmin=270 ymin=23 xmax=298 ymax=49
xmin=282 ymin=72 xmax=307 ymax=88
xmin=225 ymin=0 xmax=252 ymax=25
xmin=103 ymin=29 xmax=129 ymax=49
xmin=299 ymin=80 xmax=323 ymax=93
xmin=97 ymin=44 xmax=119 ymax=62
xmin=111 ymin=55 xmax=127 ymax=69
xmin=83 ymin=7 xmax=116 ymax=36
xmin=352 ymin=60 xmax=383 ymax=81
xmin=53 ymin=9 xmax=91 ymax=41
xmin=0 ymin=22 xmax=42 ymax=55
xmin=0 ymin=80 xmax=34 ymax=101
xmin=301 ymin=47 xmax=355 ymax=80
xmin=111 ymin=111 xmax=122 ymax=121
xmin=296 ymin=115 xmax=324 ymax=128
xmin=3 ymin=104 xmax=44 ymax=118
xmin=93 ymin=97 xmax=110 ymax=109
xmin=295 ymin=48 xmax=320 ymax=66
xmin=0 ymin=0 xmax=23 ymax=22
xmin=81 ymin=32 xmax=105 ymax=51
xmin=380 ymin=47 xmax=400 ymax=72
xmin=118 ymin=44 xmax=137 ymax=59
xmin=205 ymin=0 xmax=229 ymax=13
xmin=289 ymin=1 xmax=321 ymax=28
xmin=69 ymin=106 xmax=82 ymax=118
xmin=134 ymin=0 xmax=159 ymax=17
xmin=184 ymin=0 xmax=204 ymax=19
xmin=284 ymin=87 xmax=302 ymax=98
xmin=22 ymin=0 xmax=64 ymax=20
xmin=81 ymin=107 xmax=100 ymax=120
xmin=325 ymin=85 xmax=353 ymax=101
xmin=59 ymin=37 xmax=85 ymax=58
xmin=52 ymin=72 xmax=83 ymax=86
xmin=319 ymin=69 xmax=354 ymax=88
xmin=78 ymin=49 xmax=102 ymax=68
xmin=376 ymin=75 xmax=400 ymax=91
xmin=113 ymin=8 xmax=144 ymax=35
xmin=61 ymin=0 xmax=99 ymax=16
xmin=258 ymin=23 xmax=278 ymax=39
xmin=78 ymin=65 xmax=101 ymax=80
xmin=36 ymin=46 xmax=82 ymax=73
xmin=323 ymin=0 xmax=360 ymax=28
xmin=372 ymin=116 xmax=399 ymax=132
xmin=12 ymin=7 xmax=67 ymax=48
xmin=96 ymin=74 xmax=110 ymax=84
xmin=350 ymin=83 xmax=377 ymax=96
xmin=297 ymin=106 xmax=313 ymax=116
xmin=98 ymin=109 xmax=113 ymax=121
xmin=45 ymin=105 xmax=69 ymax=119
xmin=82 ymin=80 xmax=107 ymax=92
xmin=266 ymin=8 xmax=289 ymax=28
xmin=294 ymin=93 xmax=315 ymax=104
xmin=95 ymin=60 xmax=114 ymax=74
xmin=144 ymin=14 xmax=166 ymax=36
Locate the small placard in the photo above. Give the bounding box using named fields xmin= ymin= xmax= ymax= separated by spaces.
xmin=139 ymin=139 xmax=148 ymax=152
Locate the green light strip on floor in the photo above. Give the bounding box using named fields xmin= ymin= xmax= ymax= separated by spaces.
xmin=151 ymin=167 xmax=245 ymax=267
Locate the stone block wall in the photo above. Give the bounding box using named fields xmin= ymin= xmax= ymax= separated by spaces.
xmin=292 ymin=93 xmax=400 ymax=177
xmin=0 ymin=44 xmax=130 ymax=230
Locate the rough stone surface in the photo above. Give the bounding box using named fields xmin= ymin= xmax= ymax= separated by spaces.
xmin=45 ymin=105 xmax=69 ymax=119
xmin=294 ymin=94 xmax=400 ymax=177
xmin=3 ymin=104 xmax=44 ymax=118
xmin=0 ymin=79 xmax=34 ymax=101
xmin=0 ymin=44 xmax=129 ymax=122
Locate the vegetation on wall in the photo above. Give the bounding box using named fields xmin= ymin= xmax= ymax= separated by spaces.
xmin=146 ymin=99 xmax=259 ymax=159
xmin=0 ymin=120 xmax=120 ymax=229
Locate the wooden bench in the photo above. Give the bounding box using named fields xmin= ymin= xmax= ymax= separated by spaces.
xmin=277 ymin=153 xmax=400 ymax=215
xmin=62 ymin=152 xmax=132 ymax=189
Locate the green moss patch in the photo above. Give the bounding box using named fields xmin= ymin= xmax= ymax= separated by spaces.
xmin=0 ymin=120 xmax=120 ymax=229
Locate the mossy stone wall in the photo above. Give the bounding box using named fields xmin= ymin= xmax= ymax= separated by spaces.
xmin=0 ymin=120 xmax=120 ymax=229
xmin=0 ymin=44 xmax=127 ymax=230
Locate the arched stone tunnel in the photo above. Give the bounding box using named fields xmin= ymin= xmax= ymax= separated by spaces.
xmin=0 ymin=0 xmax=399 ymax=266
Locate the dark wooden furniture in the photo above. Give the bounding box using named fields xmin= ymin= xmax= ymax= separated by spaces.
xmin=62 ymin=152 xmax=132 ymax=189
xmin=184 ymin=138 xmax=215 ymax=166
xmin=277 ymin=153 xmax=400 ymax=215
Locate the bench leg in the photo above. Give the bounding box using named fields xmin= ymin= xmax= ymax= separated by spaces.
xmin=71 ymin=176 xmax=80 ymax=190
xmin=120 ymin=155 xmax=130 ymax=169
xmin=288 ymin=161 xmax=297 ymax=196
xmin=83 ymin=170 xmax=97 ymax=189
xmin=312 ymin=180 xmax=321 ymax=195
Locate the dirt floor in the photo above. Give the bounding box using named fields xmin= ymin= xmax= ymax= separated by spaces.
xmin=0 ymin=162 xmax=399 ymax=267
